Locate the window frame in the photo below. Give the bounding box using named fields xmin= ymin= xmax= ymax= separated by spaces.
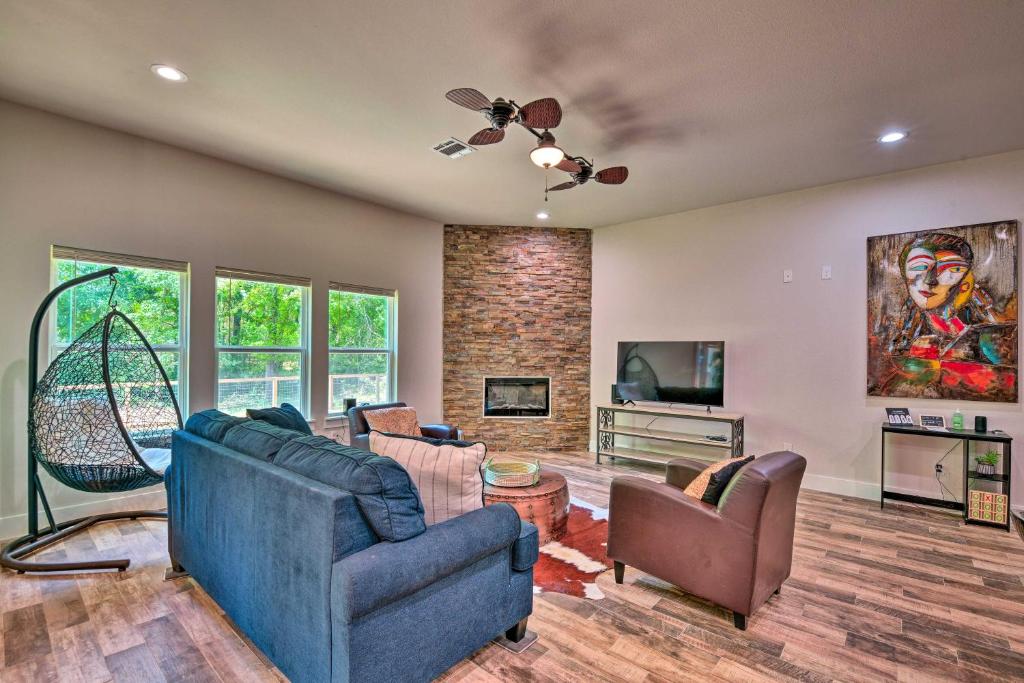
xmin=327 ymin=283 xmax=397 ymax=416
xmin=48 ymin=247 xmax=191 ymax=415
xmin=214 ymin=269 xmax=312 ymax=417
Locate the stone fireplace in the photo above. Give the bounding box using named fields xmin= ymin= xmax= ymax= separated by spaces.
xmin=483 ymin=377 xmax=550 ymax=418
xmin=443 ymin=224 xmax=591 ymax=450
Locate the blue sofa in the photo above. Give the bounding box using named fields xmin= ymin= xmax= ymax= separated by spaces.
xmin=166 ymin=413 xmax=537 ymax=683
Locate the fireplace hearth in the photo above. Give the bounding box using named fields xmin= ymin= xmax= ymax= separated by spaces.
xmin=484 ymin=377 xmax=550 ymax=418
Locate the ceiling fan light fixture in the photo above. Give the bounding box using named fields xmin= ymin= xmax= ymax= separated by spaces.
xmin=530 ymin=132 xmax=565 ymax=169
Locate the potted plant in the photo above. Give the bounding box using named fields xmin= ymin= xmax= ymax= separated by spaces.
xmin=975 ymin=450 xmax=1000 ymax=476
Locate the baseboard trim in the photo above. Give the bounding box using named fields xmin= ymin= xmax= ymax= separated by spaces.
xmin=0 ymin=489 xmax=166 ymax=542
xmin=587 ymin=444 xmax=883 ymax=502
xmin=801 ymin=473 xmax=880 ymax=501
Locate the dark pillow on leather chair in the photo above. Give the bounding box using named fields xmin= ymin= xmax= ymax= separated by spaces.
xmin=701 ymin=455 xmax=754 ymax=505
xmin=246 ymin=403 xmax=312 ymax=435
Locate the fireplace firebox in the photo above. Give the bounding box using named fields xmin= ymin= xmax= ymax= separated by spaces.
xmin=483 ymin=377 xmax=550 ymax=418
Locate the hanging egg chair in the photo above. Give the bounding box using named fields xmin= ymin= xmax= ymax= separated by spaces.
xmin=30 ymin=309 xmax=181 ymax=493
xmin=2 ymin=267 xmax=180 ymax=574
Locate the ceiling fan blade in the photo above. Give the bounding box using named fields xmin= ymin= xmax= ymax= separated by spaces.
xmin=596 ymin=166 xmax=629 ymax=184
xmin=556 ymin=157 xmax=581 ymax=174
xmin=548 ymin=181 xmax=578 ymax=192
xmin=468 ymin=128 xmax=505 ymax=145
xmin=446 ymin=88 xmax=492 ymax=111
xmin=519 ymin=98 xmax=563 ymax=128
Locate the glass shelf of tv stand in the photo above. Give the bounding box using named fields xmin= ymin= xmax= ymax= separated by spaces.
xmin=596 ymin=403 xmax=745 ymax=465
xmin=598 ymin=425 xmax=734 ymax=449
xmin=598 ymin=446 xmax=723 ymax=467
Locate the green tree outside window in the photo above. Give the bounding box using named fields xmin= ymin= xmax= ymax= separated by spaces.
xmin=328 ymin=290 xmax=393 ymax=410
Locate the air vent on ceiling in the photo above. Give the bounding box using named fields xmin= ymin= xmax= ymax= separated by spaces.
xmin=433 ymin=137 xmax=475 ymax=159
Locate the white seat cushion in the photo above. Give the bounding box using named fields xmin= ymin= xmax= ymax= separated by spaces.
xmin=139 ymin=447 xmax=172 ymax=475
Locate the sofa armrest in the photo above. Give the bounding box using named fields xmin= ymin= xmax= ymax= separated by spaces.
xmin=512 ymin=522 xmax=538 ymax=571
xmin=665 ymin=458 xmax=706 ymax=490
xmin=349 ymin=433 xmax=370 ymax=451
xmin=419 ymin=423 xmax=459 ymax=439
xmin=333 ymin=503 xmax=521 ymax=620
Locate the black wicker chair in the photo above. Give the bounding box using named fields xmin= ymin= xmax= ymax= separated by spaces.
xmin=2 ymin=268 xmax=182 ymax=573
xmin=30 ymin=308 xmax=181 ymax=492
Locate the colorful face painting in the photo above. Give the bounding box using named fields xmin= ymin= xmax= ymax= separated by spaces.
xmin=867 ymin=221 xmax=1019 ymax=402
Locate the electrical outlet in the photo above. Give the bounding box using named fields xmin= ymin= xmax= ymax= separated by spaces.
xmin=821 ymin=265 xmax=832 ymax=280
xmin=935 ymin=463 xmax=944 ymax=474
xmin=783 ymin=442 xmax=793 ymax=451
xmin=783 ymin=269 xmax=793 ymax=284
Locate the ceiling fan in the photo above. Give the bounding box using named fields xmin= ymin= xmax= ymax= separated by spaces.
xmin=547 ymin=157 xmax=629 ymax=193
xmin=445 ymin=87 xmax=629 ymax=193
xmin=445 ymin=87 xmax=563 ymax=146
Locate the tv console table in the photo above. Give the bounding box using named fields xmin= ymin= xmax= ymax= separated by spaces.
xmin=881 ymin=424 xmax=1012 ymax=532
xmin=596 ymin=403 xmax=744 ymax=466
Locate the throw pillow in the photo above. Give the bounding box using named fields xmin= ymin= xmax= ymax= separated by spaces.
xmin=246 ymin=403 xmax=313 ymax=435
xmin=369 ymin=431 xmax=486 ymax=525
xmin=275 ymin=435 xmax=426 ymax=541
xmin=184 ymin=409 xmax=249 ymax=442
xmin=363 ymin=406 xmax=420 ymax=437
xmin=222 ymin=420 xmax=303 ymax=462
xmin=683 ymin=455 xmax=755 ymax=505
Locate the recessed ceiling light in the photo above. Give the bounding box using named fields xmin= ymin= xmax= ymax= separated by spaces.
xmin=536 ymin=211 xmax=550 ymax=220
xmin=877 ymin=131 xmax=907 ymax=144
xmin=151 ymin=64 xmax=188 ymax=82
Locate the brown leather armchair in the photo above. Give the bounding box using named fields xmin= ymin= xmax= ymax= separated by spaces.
xmin=607 ymin=451 xmax=806 ymax=630
xmin=347 ymin=402 xmax=460 ymax=450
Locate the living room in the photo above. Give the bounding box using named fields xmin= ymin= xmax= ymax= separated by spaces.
xmin=1 ymin=2 xmax=1023 ymax=681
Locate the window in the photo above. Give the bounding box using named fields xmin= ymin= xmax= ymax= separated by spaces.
xmin=215 ymin=268 xmax=310 ymax=416
xmin=51 ymin=246 xmax=189 ymax=410
xmin=328 ymin=283 xmax=396 ymax=413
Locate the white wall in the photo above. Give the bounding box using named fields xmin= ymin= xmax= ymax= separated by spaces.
xmin=593 ymin=150 xmax=1024 ymax=507
xmin=0 ymin=100 xmax=443 ymax=538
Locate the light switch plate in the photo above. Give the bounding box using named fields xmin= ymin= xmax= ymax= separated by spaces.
xmin=821 ymin=265 xmax=832 ymax=280
xmin=783 ymin=269 xmax=793 ymax=283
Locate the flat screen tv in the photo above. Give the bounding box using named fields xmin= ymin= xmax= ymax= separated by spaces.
xmin=616 ymin=341 xmax=725 ymax=407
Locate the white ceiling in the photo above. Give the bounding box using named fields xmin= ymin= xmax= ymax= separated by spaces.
xmin=2 ymin=1 xmax=1024 ymax=228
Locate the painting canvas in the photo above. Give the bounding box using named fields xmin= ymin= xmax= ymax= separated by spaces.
xmin=867 ymin=220 xmax=1019 ymax=402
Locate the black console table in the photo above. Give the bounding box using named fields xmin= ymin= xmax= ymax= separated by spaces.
xmin=881 ymin=424 xmax=1012 ymax=531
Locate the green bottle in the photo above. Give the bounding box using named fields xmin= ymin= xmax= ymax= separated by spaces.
xmin=952 ymin=409 xmax=964 ymax=430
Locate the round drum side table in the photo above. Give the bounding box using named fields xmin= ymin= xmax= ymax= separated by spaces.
xmin=483 ymin=470 xmax=570 ymax=545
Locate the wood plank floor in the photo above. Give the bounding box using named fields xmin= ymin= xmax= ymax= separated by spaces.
xmin=3 ymin=451 xmax=1023 ymax=682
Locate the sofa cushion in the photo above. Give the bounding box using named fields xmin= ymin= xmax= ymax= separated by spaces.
xmin=369 ymin=431 xmax=486 ymax=525
xmin=363 ymin=406 xmax=420 ymax=436
xmin=222 ymin=420 xmax=303 ymax=462
xmin=275 ymin=435 xmax=426 ymax=541
xmin=684 ymin=455 xmax=755 ymax=505
xmin=184 ymin=409 xmax=249 ymax=443
xmin=246 ymin=403 xmax=313 ymax=435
